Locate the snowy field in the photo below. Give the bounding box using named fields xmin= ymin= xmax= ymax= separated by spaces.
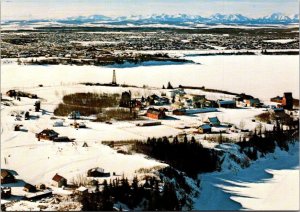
xmin=1 ymin=55 xmax=299 ymax=210
xmin=1 ymin=55 xmax=298 ymax=101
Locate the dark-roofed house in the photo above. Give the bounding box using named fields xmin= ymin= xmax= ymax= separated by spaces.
xmin=36 ymin=129 xmax=59 ymax=141
xmin=146 ymin=108 xmax=166 ymax=119
xmin=198 ymin=124 xmax=212 ymax=134
xmin=87 ymin=167 xmax=110 ymax=178
xmin=1 ymin=170 xmax=15 ymax=184
xmin=23 ymin=183 xmax=37 ymax=193
xmin=270 ymin=96 xmax=283 ymax=104
xmin=217 ymin=100 xmax=236 ymax=108
xmin=207 ymin=117 xmax=221 ymax=127
xmin=52 ymin=174 xmax=67 ymax=188
xmin=235 ymin=93 xmax=261 ymax=107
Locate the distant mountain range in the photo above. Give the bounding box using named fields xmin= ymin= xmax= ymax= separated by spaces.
xmin=3 ymin=13 xmax=299 ymax=27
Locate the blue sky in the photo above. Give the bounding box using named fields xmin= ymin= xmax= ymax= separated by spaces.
xmin=2 ymin=0 xmax=299 ymax=20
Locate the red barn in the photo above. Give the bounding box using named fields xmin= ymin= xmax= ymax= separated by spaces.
xmin=146 ymin=108 xmax=166 ymax=119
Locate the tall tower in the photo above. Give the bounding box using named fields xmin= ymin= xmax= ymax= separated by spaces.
xmin=112 ymin=70 xmax=117 ymax=85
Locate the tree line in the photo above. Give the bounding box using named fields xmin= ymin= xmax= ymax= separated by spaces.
xmin=79 ymin=171 xmax=186 ymax=211
xmin=132 ymin=136 xmax=222 ymax=178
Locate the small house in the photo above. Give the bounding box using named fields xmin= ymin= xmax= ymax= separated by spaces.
xmin=146 ymin=108 xmax=166 ymax=119
xmin=166 ymin=89 xmax=186 ymax=98
xmin=87 ymin=168 xmax=110 ymax=177
xmin=217 ymin=100 xmax=236 ymax=108
xmin=198 ymin=124 xmax=212 ymax=134
xmin=52 ymin=174 xmax=67 ymax=188
xmin=75 ymin=186 xmax=88 ymax=195
xmin=244 ymin=98 xmax=261 ymax=107
xmin=14 ymin=124 xmax=23 ymax=131
xmin=1 ymin=170 xmax=15 ymax=184
xmin=68 ymin=111 xmax=81 ymax=120
xmin=172 ymin=109 xmax=186 ymax=115
xmin=36 ymin=183 xmax=46 ymax=190
xmin=73 ymin=122 xmax=86 ymax=129
xmin=207 ymin=117 xmax=221 ymax=127
xmin=24 ymin=183 xmax=37 ymax=193
xmin=6 ymin=90 xmax=17 ymax=98
xmin=36 ymin=129 xmax=59 ymax=141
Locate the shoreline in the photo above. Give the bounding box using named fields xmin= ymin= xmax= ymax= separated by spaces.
xmin=194 ymin=142 xmax=299 ymax=210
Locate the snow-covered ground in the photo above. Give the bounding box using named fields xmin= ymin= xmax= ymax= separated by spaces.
xmin=194 ymin=143 xmax=299 ymax=210
xmin=1 ymin=55 xmax=298 ymax=101
xmin=0 ymin=97 xmax=167 ymax=185
xmin=1 ymin=54 xmax=299 ymax=210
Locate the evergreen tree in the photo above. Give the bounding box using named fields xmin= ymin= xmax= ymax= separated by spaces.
xmin=173 ymin=136 xmax=178 ymax=144
xmin=191 ymin=136 xmax=196 ymax=144
xmin=167 ymin=82 xmax=173 ymax=89
xmin=184 ymin=134 xmax=188 ymax=143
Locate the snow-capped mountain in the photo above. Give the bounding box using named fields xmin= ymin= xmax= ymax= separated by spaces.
xmin=291 ymin=14 xmax=299 ymax=21
xmin=209 ymin=13 xmax=251 ymax=23
xmin=255 ymin=12 xmax=293 ymax=23
xmin=263 ymin=12 xmax=291 ymax=21
xmin=58 ymin=12 xmax=300 ymax=25
xmin=3 ymin=13 xmax=299 ymax=26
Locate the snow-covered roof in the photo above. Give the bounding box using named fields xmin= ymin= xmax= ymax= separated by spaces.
xmin=199 ymin=124 xmax=211 ymax=129
xmin=218 ymin=100 xmax=236 ymax=104
xmin=76 ymin=186 xmax=88 ymax=192
xmin=208 ymin=117 xmax=220 ymax=124
xmin=90 ymin=167 xmax=105 ymax=173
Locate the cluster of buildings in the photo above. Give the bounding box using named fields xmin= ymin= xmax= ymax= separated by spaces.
xmin=270 ymin=92 xmax=294 ymax=110
xmin=1 ymin=166 xmax=117 ymax=201
xmin=121 ymin=88 xmax=265 ymax=120
xmin=116 ymin=89 xmax=296 ymax=134
xmin=2 ymin=30 xmax=298 ymax=59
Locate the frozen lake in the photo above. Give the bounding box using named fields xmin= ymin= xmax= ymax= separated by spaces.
xmin=194 ymin=143 xmax=299 ymax=210
xmin=1 ymin=55 xmax=299 ymax=100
